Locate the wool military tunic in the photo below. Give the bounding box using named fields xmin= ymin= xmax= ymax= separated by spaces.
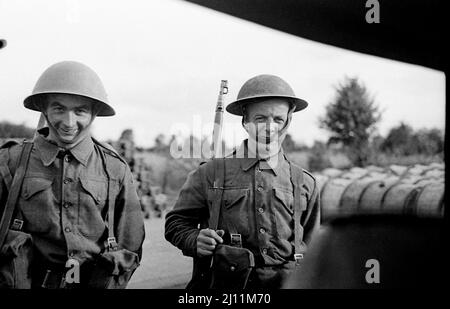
xmin=0 ymin=130 xmax=145 ymax=266
xmin=165 ymin=141 xmax=320 ymax=288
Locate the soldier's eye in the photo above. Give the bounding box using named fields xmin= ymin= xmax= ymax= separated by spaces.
xmin=76 ymin=108 xmax=89 ymax=115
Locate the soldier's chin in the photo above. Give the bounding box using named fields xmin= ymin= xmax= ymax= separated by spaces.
xmin=56 ymin=131 xmax=79 ymax=144
xmin=257 ymin=136 xmax=278 ymax=144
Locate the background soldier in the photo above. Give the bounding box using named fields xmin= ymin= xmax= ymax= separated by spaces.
xmin=165 ymin=74 xmax=321 ymax=289
xmin=0 ymin=61 xmax=145 ymax=288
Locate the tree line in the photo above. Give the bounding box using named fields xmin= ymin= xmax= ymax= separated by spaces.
xmin=1 ymin=77 xmax=444 ymax=170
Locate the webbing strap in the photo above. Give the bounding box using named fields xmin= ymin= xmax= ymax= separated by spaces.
xmin=208 ymin=158 xmax=225 ymax=231
xmin=0 ymin=141 xmax=33 ymax=248
xmin=289 ymin=161 xmax=305 ymax=261
xmin=98 ymin=147 xmax=118 ymax=251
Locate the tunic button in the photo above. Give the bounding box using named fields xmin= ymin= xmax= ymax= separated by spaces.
xmin=258 ymin=207 xmax=264 ymax=213
xmin=230 ymin=266 xmax=236 ymax=271
xmin=262 ymin=248 xmax=268 ymax=255
xmin=64 ymin=227 xmax=71 ymax=233
xmin=64 ymin=202 xmax=72 ymax=208
xmin=65 ymin=156 xmax=71 ymax=162
xmin=257 ymin=186 xmax=263 ymax=192
xmin=259 ymin=228 xmax=265 ymax=234
xmin=63 ymin=178 xmax=72 ymax=184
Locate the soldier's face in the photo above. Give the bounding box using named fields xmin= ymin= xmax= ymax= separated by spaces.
xmin=44 ymin=94 xmax=94 ymax=144
xmin=244 ymin=99 xmax=290 ymax=143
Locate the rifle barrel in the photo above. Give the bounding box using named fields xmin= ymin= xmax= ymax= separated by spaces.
xmin=212 ymin=80 xmax=228 ymax=158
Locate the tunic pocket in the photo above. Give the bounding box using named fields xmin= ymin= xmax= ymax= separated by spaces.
xmin=213 ymin=188 xmax=249 ymax=237
xmin=273 ymin=187 xmax=294 ymax=216
xmin=272 ymin=187 xmax=308 ymax=240
xmin=79 ymin=178 xmax=107 ymax=206
xmin=22 ymin=177 xmax=53 ymax=200
xmin=272 ymin=187 xmax=295 ymax=240
xmin=20 ymin=176 xmax=55 ymax=234
xmin=78 ymin=178 xmax=108 ymax=239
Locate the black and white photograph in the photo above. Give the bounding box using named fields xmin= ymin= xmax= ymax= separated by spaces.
xmin=0 ymin=0 xmax=446 ymax=300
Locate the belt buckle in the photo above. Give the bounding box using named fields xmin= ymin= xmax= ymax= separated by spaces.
xmin=294 ymin=253 xmax=304 ymax=265
xmin=230 ymin=233 xmax=242 ymax=248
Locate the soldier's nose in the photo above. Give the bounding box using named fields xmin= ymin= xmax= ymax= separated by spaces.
xmin=62 ymin=111 xmax=76 ymax=127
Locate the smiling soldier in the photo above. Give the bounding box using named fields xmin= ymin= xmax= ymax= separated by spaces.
xmin=165 ymin=74 xmax=321 ymax=289
xmin=0 ymin=61 xmax=145 ymax=289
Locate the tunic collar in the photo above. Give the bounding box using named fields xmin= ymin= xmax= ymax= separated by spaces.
xmin=232 ymin=140 xmax=285 ymax=176
xmin=34 ymin=128 xmax=94 ymax=167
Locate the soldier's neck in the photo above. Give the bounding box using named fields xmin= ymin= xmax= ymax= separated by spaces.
xmin=47 ymin=129 xmax=91 ymax=150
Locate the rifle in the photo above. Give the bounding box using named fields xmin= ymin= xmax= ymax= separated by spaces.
xmin=211 ymin=80 xmax=228 ymax=159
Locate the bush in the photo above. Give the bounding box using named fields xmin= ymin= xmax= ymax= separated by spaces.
xmin=0 ymin=121 xmax=34 ymax=138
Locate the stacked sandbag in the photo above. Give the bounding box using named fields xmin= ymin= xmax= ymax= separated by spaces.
xmin=313 ymin=162 xmax=444 ymax=221
xmin=321 ymin=177 xmax=355 ymax=219
xmin=415 ymin=183 xmax=445 ymax=217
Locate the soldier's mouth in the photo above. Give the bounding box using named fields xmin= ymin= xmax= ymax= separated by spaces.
xmin=58 ymin=128 xmax=78 ymax=136
xmin=256 ymin=135 xmax=277 ymax=144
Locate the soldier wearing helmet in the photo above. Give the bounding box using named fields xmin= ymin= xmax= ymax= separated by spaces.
xmin=165 ymin=74 xmax=321 ymax=289
xmin=0 ymin=61 xmax=145 ymax=288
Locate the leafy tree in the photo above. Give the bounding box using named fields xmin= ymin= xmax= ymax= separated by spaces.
xmin=414 ymin=128 xmax=444 ymax=155
xmin=382 ymin=123 xmax=444 ymax=156
xmin=308 ymin=141 xmax=332 ymax=172
xmin=381 ymin=122 xmax=415 ymax=155
xmin=319 ymin=77 xmax=381 ymax=166
xmin=282 ymin=133 xmax=297 ymax=152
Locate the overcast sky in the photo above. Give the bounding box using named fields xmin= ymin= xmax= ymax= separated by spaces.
xmin=0 ymin=0 xmax=445 ymax=148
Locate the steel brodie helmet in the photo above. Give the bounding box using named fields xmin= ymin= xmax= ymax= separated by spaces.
xmin=226 ymin=74 xmax=308 ymax=116
xmin=24 ymin=61 xmax=115 ymax=116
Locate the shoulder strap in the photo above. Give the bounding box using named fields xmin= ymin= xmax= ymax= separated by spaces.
xmin=289 ymin=161 xmax=305 ymax=262
xmin=0 ymin=141 xmax=33 ymax=248
xmin=208 ymin=158 xmax=225 ymax=230
xmin=92 ymin=137 xmax=127 ymax=165
xmin=97 ymin=147 xmax=119 ymax=251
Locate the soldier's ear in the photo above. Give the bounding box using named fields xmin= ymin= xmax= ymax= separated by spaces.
xmin=242 ymin=117 xmax=249 ymax=131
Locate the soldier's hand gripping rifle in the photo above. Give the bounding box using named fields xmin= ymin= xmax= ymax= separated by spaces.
xmin=211 ymin=80 xmax=228 ymax=160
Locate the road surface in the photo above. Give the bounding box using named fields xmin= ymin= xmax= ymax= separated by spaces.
xmin=127 ymin=217 xmax=192 ymax=289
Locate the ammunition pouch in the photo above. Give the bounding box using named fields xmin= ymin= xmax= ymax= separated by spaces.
xmin=209 ymin=244 xmax=255 ymax=289
xmin=87 ymin=248 xmax=139 ymax=289
xmin=0 ymin=229 xmax=33 ymax=289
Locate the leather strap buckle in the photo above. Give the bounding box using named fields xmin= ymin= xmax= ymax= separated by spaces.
xmin=294 ymin=253 xmax=304 ymax=265
xmin=11 ymin=219 xmax=23 ymax=231
xmin=230 ymin=233 xmax=242 ymax=247
xmin=107 ymin=237 xmax=118 ymax=251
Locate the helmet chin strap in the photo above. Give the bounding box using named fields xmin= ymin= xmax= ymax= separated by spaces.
xmin=43 ymin=113 xmax=95 ymax=150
